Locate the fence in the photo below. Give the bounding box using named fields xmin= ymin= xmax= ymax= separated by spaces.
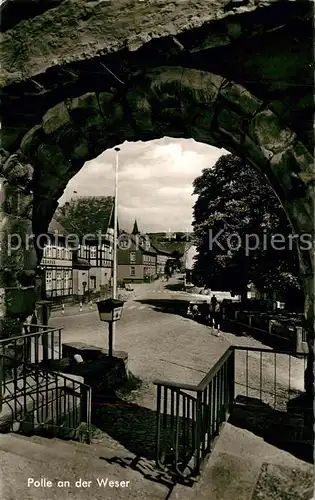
xmin=0 ymin=353 xmax=91 ymax=440
xmin=233 ymin=346 xmax=307 ymax=410
xmin=154 ymin=346 xmax=308 ymax=480
xmin=0 ymin=324 xmax=62 ymax=381
xmin=222 ymin=307 xmax=308 ymax=354
xmin=0 ymin=322 xmax=90 ymax=440
xmin=154 ymin=348 xmax=235 ymax=480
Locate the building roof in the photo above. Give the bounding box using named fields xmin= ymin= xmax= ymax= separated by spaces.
xmin=150 ymin=241 xmax=172 ymax=256
xmin=56 ymin=196 xmax=114 ymax=240
xmin=48 ymin=218 xmax=67 ymax=236
xmin=149 ymin=237 xmax=187 ymax=256
xmin=119 ymin=233 xmax=157 ymax=254
xmin=72 ymin=257 xmax=91 ymax=270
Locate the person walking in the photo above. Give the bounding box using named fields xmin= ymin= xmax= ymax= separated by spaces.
xmin=212 ymin=301 xmax=222 ymax=335
xmin=210 ymin=294 xmax=218 ymax=313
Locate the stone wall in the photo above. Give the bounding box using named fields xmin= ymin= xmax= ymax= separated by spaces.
xmin=0 ymin=151 xmax=38 ymax=337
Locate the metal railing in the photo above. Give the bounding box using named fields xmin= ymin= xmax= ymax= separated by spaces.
xmin=233 ymin=346 xmax=307 ymax=411
xmin=223 ymin=308 xmax=307 ymax=351
xmin=0 ymin=324 xmax=62 ymax=382
xmin=0 ymin=353 xmax=91 ymax=440
xmin=154 ymin=346 xmax=308 ymax=479
xmin=154 ymin=348 xmax=235 ymax=480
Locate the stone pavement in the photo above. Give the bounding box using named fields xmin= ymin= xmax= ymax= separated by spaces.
xmin=0 ymin=433 xmax=171 ymax=500
xmin=169 ymin=423 xmax=313 ymax=500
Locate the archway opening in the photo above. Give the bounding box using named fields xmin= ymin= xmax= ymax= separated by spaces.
xmin=1 ymin=66 xmax=313 ymax=393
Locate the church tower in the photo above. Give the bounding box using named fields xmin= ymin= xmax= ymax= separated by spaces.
xmin=132 ymin=218 xmax=140 ymax=235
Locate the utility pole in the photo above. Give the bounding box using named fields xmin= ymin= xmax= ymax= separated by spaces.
xmin=113 ymin=147 xmax=120 ymax=300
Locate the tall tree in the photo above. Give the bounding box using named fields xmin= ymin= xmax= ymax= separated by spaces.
xmin=192 ymin=154 xmax=301 ymax=307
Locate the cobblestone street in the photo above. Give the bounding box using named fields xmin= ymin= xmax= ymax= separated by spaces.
xmin=50 ymin=278 xmax=305 ymax=410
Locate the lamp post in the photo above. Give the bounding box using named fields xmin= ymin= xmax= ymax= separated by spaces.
xmin=97 ymin=298 xmax=124 ymax=357
xmin=102 ymin=146 xmax=120 ymax=356
xmin=113 ymin=147 xmax=120 ymax=300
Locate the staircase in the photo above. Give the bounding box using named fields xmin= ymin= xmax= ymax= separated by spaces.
xmin=0 ymin=432 xmax=171 ymax=499
xmin=1 ymin=324 xmax=311 ymax=499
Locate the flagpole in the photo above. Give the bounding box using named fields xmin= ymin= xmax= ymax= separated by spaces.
xmin=113 ymin=147 xmax=120 ymax=300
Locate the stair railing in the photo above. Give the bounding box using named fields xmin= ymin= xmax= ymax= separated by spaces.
xmin=0 ymin=353 xmax=91 ymax=440
xmin=154 ymin=348 xmax=235 ymax=480
xmin=0 ymin=324 xmax=63 ymax=372
xmin=154 ymin=344 xmax=308 ymax=480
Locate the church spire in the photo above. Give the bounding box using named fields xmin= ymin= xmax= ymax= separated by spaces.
xmin=132 ymin=218 xmax=139 ymax=235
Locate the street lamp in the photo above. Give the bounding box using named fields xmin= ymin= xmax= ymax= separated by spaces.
xmin=97 ymin=298 xmax=124 ymax=356
xmin=102 ymin=146 xmax=120 ymax=356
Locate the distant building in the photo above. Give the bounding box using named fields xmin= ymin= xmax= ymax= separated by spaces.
xmin=117 ymin=233 xmax=157 ymax=283
xmin=76 ymin=198 xmax=114 ymax=295
xmin=71 ymin=251 xmax=91 ymax=298
xmin=40 ymin=219 xmax=73 ymax=299
xmin=150 ymin=242 xmax=173 ymax=276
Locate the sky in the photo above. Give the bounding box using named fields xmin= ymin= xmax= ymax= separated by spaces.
xmin=58 ymin=138 xmax=228 ymax=233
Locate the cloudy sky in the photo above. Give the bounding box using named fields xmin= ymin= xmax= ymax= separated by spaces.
xmin=58 ymin=138 xmax=227 ymax=233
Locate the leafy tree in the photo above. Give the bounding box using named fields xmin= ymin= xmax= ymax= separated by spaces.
xmin=192 ymin=154 xmax=302 ymax=307
xmin=55 ymin=196 xmax=114 ymax=240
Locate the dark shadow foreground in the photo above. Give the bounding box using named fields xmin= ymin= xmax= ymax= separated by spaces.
xmin=229 ymin=396 xmax=314 ymax=464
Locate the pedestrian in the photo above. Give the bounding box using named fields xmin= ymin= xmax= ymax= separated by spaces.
xmin=210 ymin=294 xmax=218 ymax=312
xmin=212 ymin=301 xmax=222 ymax=335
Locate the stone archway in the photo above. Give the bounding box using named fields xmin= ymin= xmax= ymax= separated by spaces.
xmin=0 ymin=0 xmax=314 ymax=391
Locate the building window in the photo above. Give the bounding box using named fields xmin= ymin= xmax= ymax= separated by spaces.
xmin=130 ymin=266 xmax=136 ymax=277
xmin=45 ymin=271 xmax=52 ymax=291
xmin=130 ymin=251 xmax=136 ymax=264
xmin=90 ymin=276 xmax=96 ymax=289
xmin=90 ymin=246 xmax=97 ymax=259
xmin=45 ymin=245 xmax=52 ymax=257
xmin=52 ymin=247 xmax=57 ymax=258
xmin=56 ymin=271 xmax=62 ymax=289
xmin=64 ymin=270 xmax=69 ymax=289
xmin=120 ymin=236 xmax=130 ymax=249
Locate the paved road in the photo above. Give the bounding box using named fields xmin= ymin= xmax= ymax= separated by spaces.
xmin=49 ymin=278 xmax=305 ymax=410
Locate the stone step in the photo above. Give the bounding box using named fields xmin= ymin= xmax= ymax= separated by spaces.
xmin=0 ymin=433 xmax=170 ymax=500
xmin=9 ymin=432 xmax=133 ymax=461
xmin=171 ymin=451 xmax=262 ymax=500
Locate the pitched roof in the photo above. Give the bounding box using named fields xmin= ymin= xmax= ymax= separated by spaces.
xmin=120 ymin=233 xmax=157 ymax=254
xmin=149 ymin=237 xmax=187 ymax=256
xmin=48 ymin=218 xmax=67 ymax=236
xmin=150 ymin=241 xmax=172 ymax=255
